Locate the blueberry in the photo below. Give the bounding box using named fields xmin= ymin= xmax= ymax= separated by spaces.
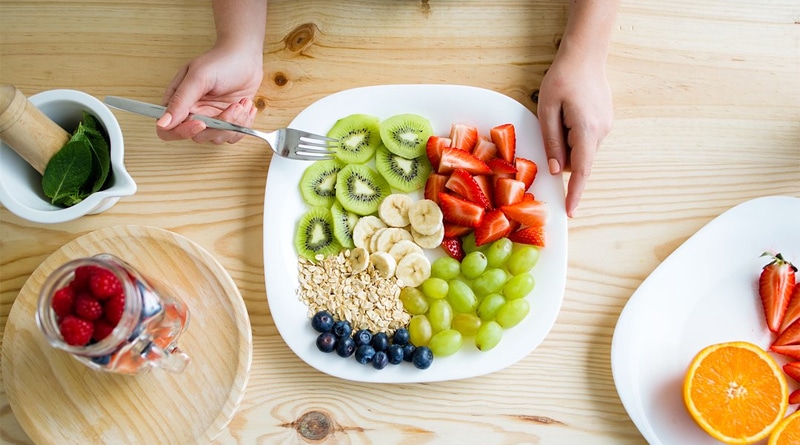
xmin=392 ymin=327 xmax=410 ymax=346
xmin=91 ymin=355 xmax=111 ymax=366
xmin=372 ymin=351 xmax=389 ymax=370
xmin=316 ymin=332 xmax=337 ymax=353
xmin=371 ymin=332 xmax=389 ymax=352
xmin=412 ymin=346 xmax=434 ymax=369
xmin=311 ymin=310 xmax=335 ymax=333
xmin=387 ymin=344 xmax=404 ymax=365
xmin=336 ymin=336 xmax=356 ymax=358
xmin=402 ymin=343 xmax=416 ymax=362
xmin=354 ymin=344 xmax=376 ymax=364
xmin=354 ymin=329 xmax=372 ymax=346
xmin=332 ymin=320 xmax=352 ymax=338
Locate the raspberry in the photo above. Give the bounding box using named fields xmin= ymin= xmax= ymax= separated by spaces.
xmin=89 ymin=268 xmax=122 ymax=300
xmin=59 ymin=315 xmax=94 ymax=346
xmin=74 ymin=293 xmax=103 ymax=321
xmin=104 ymin=293 xmax=126 ymax=325
xmin=92 ymin=319 xmax=116 ymax=342
xmin=51 ymin=286 xmax=76 ymax=318
xmin=72 ymin=265 xmax=101 ymax=291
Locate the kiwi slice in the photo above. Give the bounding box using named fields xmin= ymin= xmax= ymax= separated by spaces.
xmin=300 ymin=159 xmax=344 ymax=207
xmin=379 ymin=113 xmax=433 ymax=158
xmin=327 ymin=114 xmax=382 ymax=164
xmin=294 ymin=206 xmax=342 ymax=261
xmin=331 ymin=201 xmax=359 ymax=249
xmin=375 ymin=145 xmax=432 ymax=193
xmin=335 ymin=163 xmax=391 ymax=216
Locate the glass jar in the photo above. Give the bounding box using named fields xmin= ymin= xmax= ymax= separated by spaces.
xmin=36 ymin=253 xmax=190 ymax=374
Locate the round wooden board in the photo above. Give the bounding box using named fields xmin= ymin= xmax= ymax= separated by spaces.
xmin=1 ymin=225 xmax=252 ymax=444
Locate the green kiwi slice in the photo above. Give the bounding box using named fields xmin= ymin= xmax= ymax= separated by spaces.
xmin=379 ymin=113 xmax=433 ymax=158
xmin=335 ymin=163 xmax=391 ymax=216
xmin=299 ymin=159 xmax=344 ymax=207
xmin=375 ymin=145 xmax=432 ymax=193
xmin=331 ymin=201 xmax=359 ymax=249
xmin=327 ymin=114 xmax=382 ymax=164
xmin=294 ymin=206 xmax=342 ymax=261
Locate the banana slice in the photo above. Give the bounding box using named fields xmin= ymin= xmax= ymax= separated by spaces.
xmin=388 ymin=239 xmax=424 ymax=263
xmin=395 ymin=252 xmax=431 ymax=288
xmin=352 ymin=215 xmax=386 ymax=250
xmin=408 ymin=199 xmax=444 ymax=236
xmin=348 ymin=247 xmax=370 ymax=273
xmin=375 ymin=227 xmax=414 ymax=252
xmin=411 ymin=224 xmax=445 ymax=249
xmin=369 ymin=227 xmax=388 ymax=252
xmin=378 ymin=194 xmax=414 ymax=228
xmin=370 ymin=251 xmax=397 ymax=278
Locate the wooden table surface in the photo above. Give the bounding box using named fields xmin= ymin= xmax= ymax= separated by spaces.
xmin=1 ymin=1 xmax=798 ymax=443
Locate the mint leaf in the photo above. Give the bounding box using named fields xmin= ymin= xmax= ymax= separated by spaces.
xmin=81 ymin=113 xmax=111 ymax=193
xmin=42 ymin=140 xmax=92 ymax=206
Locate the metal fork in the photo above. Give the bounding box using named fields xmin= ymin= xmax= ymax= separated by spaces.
xmin=103 ymin=96 xmax=336 ymax=161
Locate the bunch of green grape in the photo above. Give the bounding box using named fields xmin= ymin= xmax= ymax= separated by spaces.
xmin=399 ymin=234 xmax=540 ymax=357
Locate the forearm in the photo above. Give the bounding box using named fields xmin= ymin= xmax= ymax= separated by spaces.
xmin=212 ymin=0 xmax=267 ymax=54
xmin=557 ymin=0 xmax=619 ymax=66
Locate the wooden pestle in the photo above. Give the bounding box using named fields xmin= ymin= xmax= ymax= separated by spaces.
xmin=0 ymin=84 xmax=70 ymax=175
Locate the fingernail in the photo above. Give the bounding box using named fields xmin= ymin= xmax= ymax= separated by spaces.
xmin=548 ymin=158 xmax=560 ymax=174
xmin=157 ymin=112 xmax=173 ymax=128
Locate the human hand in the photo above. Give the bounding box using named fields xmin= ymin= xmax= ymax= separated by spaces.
xmin=157 ymin=44 xmax=263 ymax=144
xmin=537 ymin=54 xmax=613 ymax=217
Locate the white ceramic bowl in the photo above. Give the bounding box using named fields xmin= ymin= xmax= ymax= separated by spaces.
xmin=0 ymin=89 xmax=136 ymax=224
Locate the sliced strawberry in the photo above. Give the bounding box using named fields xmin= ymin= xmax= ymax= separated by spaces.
xmin=760 ymin=252 xmax=797 ymax=333
xmin=486 ymin=158 xmax=517 ymax=176
xmin=440 ymin=237 xmax=465 ymax=261
xmin=508 ymin=226 xmax=545 ymax=247
xmin=424 ymin=173 xmax=449 ymax=205
xmin=500 ymin=199 xmax=548 ymax=227
xmin=514 ymin=157 xmax=538 ymax=189
xmin=474 ymin=209 xmax=512 ymax=246
xmin=445 ymin=169 xmax=491 ymax=208
xmin=771 ymin=317 xmax=800 ymax=359
xmin=426 ymin=136 xmax=450 ymax=171
xmin=522 ymin=192 xmax=536 ymax=202
xmin=490 ymin=123 xmax=516 ymax=163
xmin=790 ymin=389 xmax=800 ymax=405
xmin=443 ymin=222 xmax=473 ymax=238
xmin=783 ymin=362 xmax=800 ymax=382
xmin=781 ymin=283 xmax=800 ymax=334
xmin=449 ymin=124 xmax=478 ymax=152
xmin=472 ymin=175 xmax=493 ymax=208
xmin=472 ymin=137 xmax=497 ymax=162
xmin=438 ymin=192 xmax=485 ymax=228
xmin=493 ymin=178 xmax=526 ymax=208
xmin=437 ymin=147 xmax=492 ymax=175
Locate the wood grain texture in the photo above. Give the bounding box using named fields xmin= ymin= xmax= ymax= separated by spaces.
xmin=1 ymin=0 xmax=798 ymax=444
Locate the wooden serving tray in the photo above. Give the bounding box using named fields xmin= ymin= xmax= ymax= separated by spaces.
xmin=1 ymin=225 xmax=252 ymax=444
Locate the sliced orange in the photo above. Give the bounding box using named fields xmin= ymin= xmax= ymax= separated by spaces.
xmin=769 ymin=411 xmax=800 ymax=445
xmin=683 ymin=341 xmax=788 ymax=444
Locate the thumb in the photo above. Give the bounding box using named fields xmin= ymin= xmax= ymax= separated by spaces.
xmin=537 ymin=102 xmax=567 ymax=175
xmin=158 ymin=65 xmax=206 ymax=130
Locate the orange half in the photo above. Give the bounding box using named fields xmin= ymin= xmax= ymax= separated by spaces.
xmin=683 ymin=341 xmax=788 ymax=444
xmin=769 ymin=411 xmax=800 ymax=445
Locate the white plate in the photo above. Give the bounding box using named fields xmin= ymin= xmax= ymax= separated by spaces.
xmin=264 ymin=84 xmax=567 ymax=383
xmin=611 ymin=196 xmax=800 ymax=444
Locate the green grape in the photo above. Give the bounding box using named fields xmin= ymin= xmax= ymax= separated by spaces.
xmin=462 ymin=232 xmax=489 ymax=254
xmin=400 ymin=286 xmax=429 ymax=315
xmin=421 ymin=277 xmax=449 ymax=300
xmin=428 ymin=299 xmax=454 ymax=333
xmin=431 ymin=256 xmax=462 ymax=280
xmin=452 ymin=312 xmax=482 ymax=336
xmin=502 ymin=273 xmax=536 ymax=300
xmin=460 ymin=251 xmax=488 ymax=279
xmin=485 ymin=238 xmax=513 ymax=268
xmin=428 ymin=329 xmax=463 ymax=357
xmin=477 ymin=293 xmax=506 ymax=321
xmin=475 ymin=320 xmax=503 ymax=351
xmin=507 ymin=245 xmax=540 ymax=276
xmin=446 ymin=279 xmax=478 ymax=313
xmin=472 ymin=268 xmax=509 ymax=297
xmin=408 ymin=314 xmax=433 ymax=346
xmin=496 ymin=298 xmax=531 ymax=328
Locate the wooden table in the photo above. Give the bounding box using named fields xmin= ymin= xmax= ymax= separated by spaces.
xmin=1 ymin=1 xmax=798 ymax=443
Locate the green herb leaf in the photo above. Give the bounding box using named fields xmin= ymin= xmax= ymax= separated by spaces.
xmin=42 ymin=140 xmax=92 ymax=205
xmin=80 ymin=113 xmax=111 ymax=193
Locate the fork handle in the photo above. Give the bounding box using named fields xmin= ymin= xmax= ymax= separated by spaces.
xmin=191 ymin=114 xmax=258 ymax=138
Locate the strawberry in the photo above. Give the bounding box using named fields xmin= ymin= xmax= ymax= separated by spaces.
xmin=443 ymin=222 xmax=473 ymax=238
xmin=471 ymin=137 xmax=497 ymax=162
xmin=500 ymin=199 xmax=548 ymax=227
xmin=449 ymin=123 xmax=478 ymax=152
xmin=790 ymin=389 xmax=800 ymax=405
xmin=51 ymin=286 xmax=76 ymax=319
xmin=759 ymin=252 xmax=797 ymax=333
xmin=474 ymin=209 xmax=512 ymax=246
xmin=59 ymin=315 xmax=94 ymax=346
xmin=437 ymin=147 xmax=492 ymax=175
xmin=472 ymin=175 xmax=493 ymax=208
xmin=771 ymin=318 xmax=800 ymax=359
xmin=490 ymin=123 xmax=516 ymax=163
xmin=74 ymin=293 xmax=103 ymax=321
xmin=780 ymin=283 xmax=800 ymax=334
xmin=424 ymin=173 xmax=449 ymax=205
xmin=426 ymin=136 xmax=450 ymax=171
xmin=438 ymin=192 xmax=485 ymax=228
xmin=514 ymin=157 xmax=538 ymax=189
xmin=486 ymin=158 xmax=517 ymax=176
xmin=445 ymin=169 xmax=491 ymax=208
xmin=783 ymin=362 xmax=800 ymax=382
xmin=440 ymin=237 xmax=465 ymax=261
xmin=493 ymin=178 xmax=526 ymax=208
xmin=89 ymin=268 xmax=123 ymax=300
xmin=508 ymin=226 xmax=545 ymax=247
